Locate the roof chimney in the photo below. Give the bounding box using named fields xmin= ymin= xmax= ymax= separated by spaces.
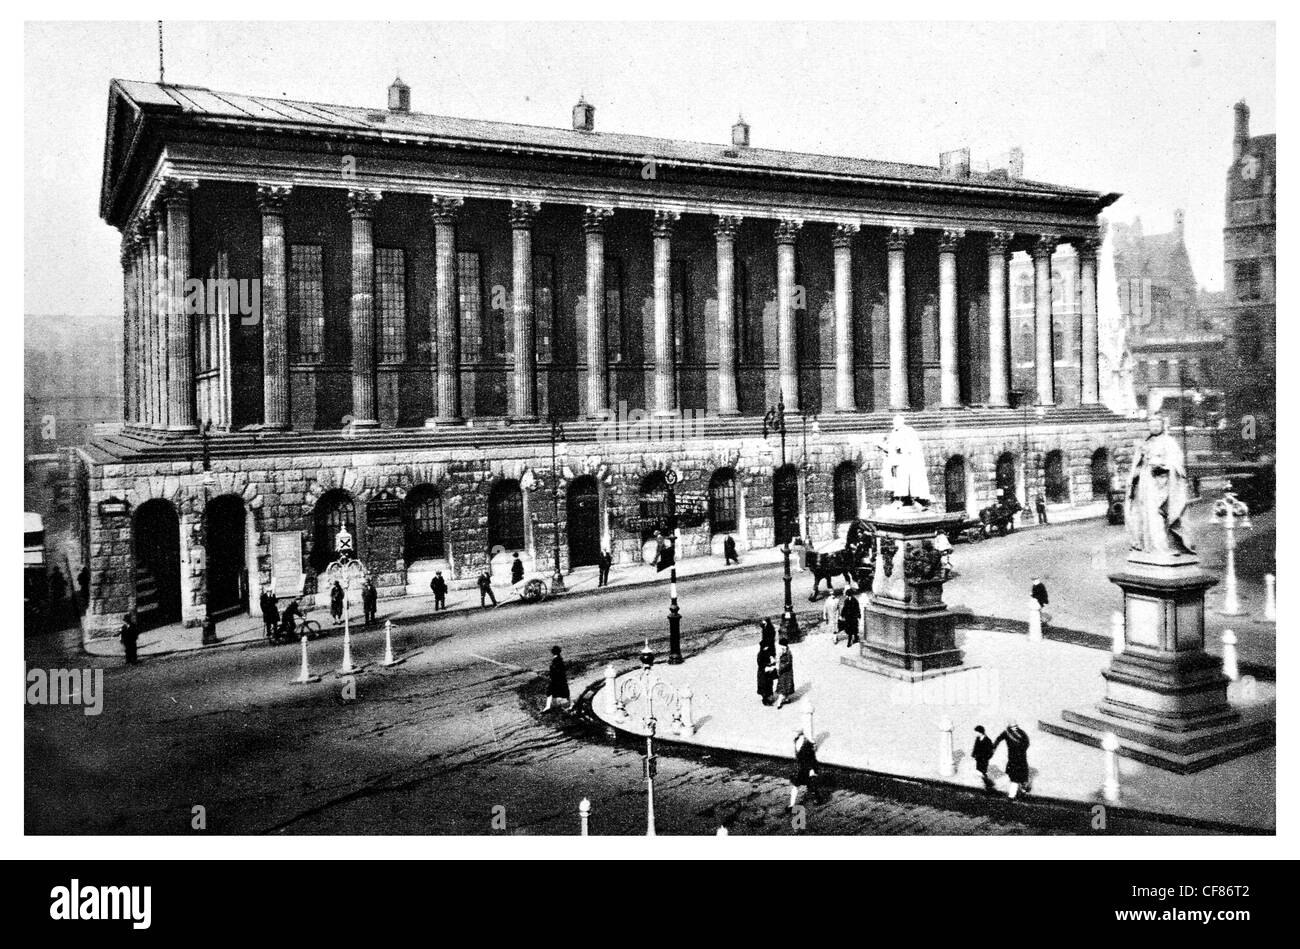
xmin=388 ymin=76 xmax=410 ymax=113
xmin=1233 ymin=99 xmax=1251 ymax=158
xmin=732 ymin=114 xmax=750 ymax=148
xmin=1173 ymin=209 xmax=1185 ymax=240
xmin=573 ymin=96 xmax=595 ymax=132
xmin=940 ymin=147 xmax=971 ymax=179
xmin=1007 ymin=146 xmax=1024 ymax=180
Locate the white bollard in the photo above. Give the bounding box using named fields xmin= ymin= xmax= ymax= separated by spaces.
xmin=937 ymin=716 xmax=955 ymax=777
xmin=1102 ymin=732 xmax=1120 ymax=802
xmin=293 ymin=634 xmax=320 ymax=684
xmin=578 ymin=798 xmax=590 ymax=836
xmin=1265 ymin=574 xmax=1276 ymax=621
xmin=678 ymin=687 xmax=696 ymax=736
xmin=803 ymin=703 xmax=815 ymax=743
xmin=381 ymin=619 xmax=404 ymax=667
xmin=1028 ymin=598 xmax=1043 ymax=642
xmin=1221 ymin=630 xmax=1239 ymax=682
xmin=1110 ymin=610 xmax=1125 ymax=655
xmin=605 ymin=664 xmax=623 ymax=720
xmin=717 ymin=826 xmax=729 ymax=836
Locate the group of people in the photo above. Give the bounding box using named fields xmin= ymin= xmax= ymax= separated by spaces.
xmin=755 ymin=619 xmax=797 ymax=708
xmin=972 ymin=721 xmax=1034 ymax=798
xmin=820 ymin=587 xmax=862 ymax=648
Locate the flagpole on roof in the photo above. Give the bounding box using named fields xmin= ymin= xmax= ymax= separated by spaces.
xmin=157 ymin=21 xmax=165 ymax=84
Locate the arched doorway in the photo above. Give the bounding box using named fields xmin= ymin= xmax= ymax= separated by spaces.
xmin=567 ymin=476 xmax=601 ymax=567
xmin=638 ymin=471 xmax=674 ymax=544
xmin=1045 ymin=450 xmax=1069 ymax=504
xmin=1091 ymin=448 xmax=1113 ymax=499
xmin=204 ymin=494 xmax=247 ymax=619
xmin=133 ymin=499 xmax=181 ymax=630
xmin=404 ymin=485 xmax=445 ymax=562
xmin=995 ymin=452 xmax=1017 ymax=502
xmin=312 ymin=489 xmax=356 ymax=570
xmin=708 ymin=468 xmax=738 ymax=535
xmin=833 ymin=462 xmax=858 ymax=524
xmin=773 ymin=464 xmax=799 ymax=546
xmin=944 ymin=456 xmax=967 ymax=513
xmin=488 ymin=479 xmax=526 ymax=553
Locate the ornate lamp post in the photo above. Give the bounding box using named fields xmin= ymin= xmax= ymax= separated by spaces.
xmin=548 ymin=415 xmax=567 ymax=594
xmin=325 ymin=533 xmax=367 ymax=675
xmin=1211 ymin=488 xmax=1251 ymax=615
xmin=664 ymin=467 xmax=683 ymax=665
xmin=764 ymin=393 xmax=800 ymax=643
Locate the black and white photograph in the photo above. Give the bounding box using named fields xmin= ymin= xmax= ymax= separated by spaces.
xmin=7 ymin=3 xmax=1292 ymax=917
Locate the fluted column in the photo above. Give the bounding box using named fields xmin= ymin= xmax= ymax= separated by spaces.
xmin=152 ymin=199 xmax=171 ymax=429
xmin=584 ymin=206 xmax=614 ymax=418
xmin=887 ymin=227 xmax=913 ymax=411
xmin=161 ymin=179 xmax=197 ymax=431
xmin=652 ymin=210 xmax=679 ymax=416
xmin=939 ymin=228 xmax=964 ymax=408
xmin=430 ymin=196 xmax=465 ymax=424
xmin=509 ymin=200 xmax=541 ymax=421
xmin=1079 ymin=236 xmax=1101 ymax=404
xmin=986 ymin=231 xmax=1013 ymax=407
xmin=256 ymin=184 xmax=292 ymax=428
xmin=120 ymin=238 xmax=137 ymax=424
xmin=833 ymin=223 xmax=858 ymax=412
xmin=714 ymin=215 xmax=742 ymax=416
xmin=346 ymin=190 xmax=381 ymax=428
xmin=144 ymin=217 xmax=160 ymax=427
xmin=133 ymin=227 xmax=148 ymax=424
xmin=1032 ymin=234 xmax=1058 ymax=406
xmin=776 ymin=219 xmax=802 ymax=411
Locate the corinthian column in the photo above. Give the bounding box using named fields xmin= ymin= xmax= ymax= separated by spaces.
xmin=887 ymin=227 xmax=913 ymax=411
xmin=144 ymin=216 xmax=160 ymax=428
xmin=1033 ymin=234 xmax=1059 ymax=406
xmin=714 ymin=215 xmax=742 ymax=416
xmin=584 ymin=206 xmax=613 ymax=418
xmin=652 ymin=210 xmax=679 ymax=416
xmin=986 ymin=231 xmax=1013 ymax=407
xmin=833 ymin=223 xmax=858 ymax=412
xmin=509 ymin=200 xmax=541 ymax=421
xmin=120 ymin=238 xmax=138 ymax=424
xmin=939 ymin=228 xmax=964 ymax=408
xmin=1079 ymin=236 xmax=1101 ymax=405
xmin=161 ymin=178 xmax=197 ymax=431
xmin=429 ymin=196 xmax=465 ymax=424
xmin=776 ymin=219 xmax=803 ymax=411
xmin=347 ymin=189 xmax=382 ymax=428
xmin=257 ymin=184 xmax=292 ymax=428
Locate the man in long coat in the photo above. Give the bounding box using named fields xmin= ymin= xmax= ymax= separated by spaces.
xmin=1127 ymin=414 xmax=1195 ymax=555
xmin=993 ymin=720 xmax=1033 ymax=798
xmin=789 ymin=729 xmax=824 ymax=809
xmin=840 ymin=588 xmax=862 ymax=648
xmin=543 ymin=646 xmax=570 ymax=712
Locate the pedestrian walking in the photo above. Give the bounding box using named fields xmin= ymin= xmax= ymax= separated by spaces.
xmin=788 ymin=729 xmax=824 ymax=810
xmin=430 ymin=571 xmax=448 ymax=611
xmin=260 ymin=589 xmax=280 ymax=640
xmin=840 ymin=587 xmax=861 ymax=648
xmin=993 ymin=720 xmax=1033 ymax=798
xmin=972 ymin=725 xmax=995 ymax=790
xmin=598 ymin=547 xmax=612 ymax=587
xmin=1035 ymin=494 xmax=1048 ymax=525
xmin=774 ymin=641 xmax=796 ymax=708
xmin=723 ymin=535 xmax=739 ymax=566
xmin=757 ymin=640 xmax=777 ymax=706
xmin=478 ymin=569 xmax=497 ymax=608
xmin=329 ymin=580 xmax=345 ymax=625
xmin=822 ymin=587 xmax=842 ymax=639
xmin=119 ymin=609 xmax=141 ymax=665
xmin=361 ymin=577 xmax=378 ymax=625
xmin=543 ymin=645 xmax=570 ymax=712
xmin=760 ymin=617 xmax=777 ymax=651
xmin=510 ymin=552 xmax=525 ymax=586
xmin=1030 ymin=576 xmax=1049 ymax=609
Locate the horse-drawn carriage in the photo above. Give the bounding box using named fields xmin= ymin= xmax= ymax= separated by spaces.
xmin=804 ymin=520 xmax=878 ymax=597
xmin=942 ymin=497 xmax=1022 ymax=544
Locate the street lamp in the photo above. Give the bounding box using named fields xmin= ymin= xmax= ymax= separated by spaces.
xmin=800 ymin=410 xmax=820 ymax=542
xmin=665 ymin=484 xmax=683 ymax=665
xmin=763 ymin=393 xmax=800 ymax=643
xmin=547 ymin=414 xmax=567 ymax=595
xmin=637 ymin=644 xmax=658 ymax=835
xmin=325 ymin=537 xmax=367 ymax=676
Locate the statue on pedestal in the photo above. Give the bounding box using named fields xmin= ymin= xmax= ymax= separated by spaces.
xmin=875 ymin=415 xmax=932 ymax=507
xmin=1126 ymin=415 xmax=1194 ymax=556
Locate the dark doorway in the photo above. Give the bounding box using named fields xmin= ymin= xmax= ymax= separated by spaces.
xmin=205 ymin=494 xmax=247 ymax=619
xmin=638 ymin=472 xmax=675 ymax=544
xmin=1045 ymin=450 xmax=1069 ymax=503
xmin=488 ymin=479 xmax=526 ymax=552
xmin=996 ymin=452 xmax=1017 ymax=500
xmin=312 ymin=490 xmax=356 ymax=570
xmin=133 ymin=499 xmax=181 ymax=630
xmin=404 ymin=485 xmax=446 ymax=561
xmin=567 ymin=476 xmax=601 ymax=567
xmin=833 ymin=462 xmax=858 ymax=523
xmin=1091 ymin=448 xmax=1113 ymax=499
xmin=773 ymin=464 xmax=799 ymax=546
xmin=944 ymin=456 xmax=967 ymax=513
xmin=708 ymin=468 xmax=738 ymax=535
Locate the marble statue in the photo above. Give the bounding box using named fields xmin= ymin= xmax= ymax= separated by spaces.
xmin=1127 ymin=415 xmax=1194 ymax=556
xmin=875 ymin=415 xmax=932 ymax=506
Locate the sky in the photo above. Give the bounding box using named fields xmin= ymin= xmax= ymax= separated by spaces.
xmin=23 ymin=19 xmax=1275 ymax=315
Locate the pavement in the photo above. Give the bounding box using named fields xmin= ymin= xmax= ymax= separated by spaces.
xmin=589 ymin=620 xmax=1276 ymax=831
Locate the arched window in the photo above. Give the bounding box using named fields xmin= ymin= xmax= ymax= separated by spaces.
xmin=567 ymin=476 xmax=601 ymax=567
xmin=639 ymin=472 xmax=675 ymax=543
xmin=404 ymin=485 xmax=445 ymax=561
xmin=944 ymin=456 xmax=967 ymax=513
xmin=1091 ymin=449 xmax=1112 ymax=500
xmin=1044 ymin=450 xmax=1069 ymax=504
xmin=995 ymin=452 xmax=1018 ymax=501
xmin=488 ymin=479 xmax=525 ymax=552
xmin=708 ymin=468 xmax=738 ymax=534
xmin=833 ymin=462 xmax=858 ymax=523
xmin=312 ymin=489 xmax=356 ymax=569
xmin=773 ymin=464 xmax=799 ymax=546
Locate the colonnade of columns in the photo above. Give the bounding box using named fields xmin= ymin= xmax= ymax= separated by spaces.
xmin=117 ymin=180 xmax=1104 ymax=430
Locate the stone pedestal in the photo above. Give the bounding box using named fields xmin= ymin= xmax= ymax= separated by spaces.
xmin=1041 ymin=553 xmax=1274 ymax=773
xmin=842 ymin=505 xmax=967 ymax=681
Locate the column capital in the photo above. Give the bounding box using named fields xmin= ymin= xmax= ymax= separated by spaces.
xmin=939 ymin=228 xmax=966 ymax=253
xmin=255 ymin=183 xmax=293 ymax=215
xmin=652 ymin=209 xmax=680 ymax=238
xmin=713 ymin=214 xmax=743 ymax=239
xmin=158 ymin=177 xmax=198 ymax=208
xmin=133 ymin=216 xmax=153 ymax=243
xmin=583 ymin=205 xmax=614 ymax=234
xmin=120 ymin=235 xmax=138 ymax=266
xmin=1077 ymin=235 xmax=1103 ymax=261
xmin=429 ymin=195 xmax=465 ymax=225
xmin=1032 ymin=233 xmax=1060 ymax=259
xmin=775 ymin=219 xmax=803 ymax=244
xmin=832 ymin=222 xmax=860 ymax=248
xmin=988 ymin=230 xmax=1015 ymax=255
xmin=509 ymin=199 xmax=542 ymax=229
xmin=887 ymin=226 xmax=914 ymax=251
xmin=347 ymin=189 xmax=382 ymax=219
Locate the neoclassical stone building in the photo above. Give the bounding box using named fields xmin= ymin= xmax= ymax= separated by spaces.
xmin=78 ymin=77 xmax=1139 ymax=633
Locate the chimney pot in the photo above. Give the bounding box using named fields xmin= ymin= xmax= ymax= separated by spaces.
xmin=388 ymin=76 xmax=410 ymax=113
xmin=732 ymin=115 xmax=750 ymax=148
xmin=573 ymin=97 xmax=595 ymax=132
xmin=1007 ymin=146 xmax=1024 ymax=180
xmin=1233 ymin=99 xmax=1251 ymax=158
xmin=940 ymin=147 xmax=971 ymax=179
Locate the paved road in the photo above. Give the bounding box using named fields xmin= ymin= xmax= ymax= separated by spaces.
xmin=26 ymin=514 xmax=1248 ymax=835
